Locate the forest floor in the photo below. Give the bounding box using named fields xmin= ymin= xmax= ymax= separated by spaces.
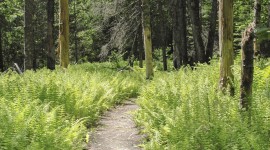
xmin=87 ymin=99 xmax=144 ymax=150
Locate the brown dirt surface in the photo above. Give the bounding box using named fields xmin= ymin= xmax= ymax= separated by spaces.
xmin=87 ymin=99 xmax=143 ymax=150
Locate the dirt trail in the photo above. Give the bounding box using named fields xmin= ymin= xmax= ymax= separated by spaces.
xmin=87 ymin=99 xmax=143 ymax=150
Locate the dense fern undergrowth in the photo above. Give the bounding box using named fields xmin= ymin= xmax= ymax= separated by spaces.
xmin=0 ymin=62 xmax=144 ymax=150
xmin=0 ymin=60 xmax=269 ymax=150
xmin=135 ymin=59 xmax=270 ymax=150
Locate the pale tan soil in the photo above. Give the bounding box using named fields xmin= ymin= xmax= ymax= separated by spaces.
xmin=87 ymin=99 xmax=143 ymax=150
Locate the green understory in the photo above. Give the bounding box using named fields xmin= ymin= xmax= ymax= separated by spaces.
xmin=0 ymin=62 xmax=144 ymax=150
xmin=135 ymin=59 xmax=270 ymax=150
xmin=0 ymin=59 xmax=269 ymax=149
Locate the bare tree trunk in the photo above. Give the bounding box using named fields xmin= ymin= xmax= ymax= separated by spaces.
xmin=142 ymin=0 xmax=154 ymax=79
xmin=172 ymin=0 xmax=181 ymax=69
xmin=59 ymin=0 xmax=70 ymax=68
xmin=24 ymin=0 xmax=34 ymax=71
xmin=159 ymin=0 xmax=167 ymax=71
xmin=179 ymin=0 xmax=188 ymax=66
xmin=33 ymin=22 xmax=37 ymax=70
xmin=206 ymin=0 xmax=218 ymax=63
xmin=188 ymin=0 xmax=205 ymax=63
xmin=74 ymin=0 xmax=78 ymax=63
xmin=0 ymin=27 xmax=3 ymax=72
xmin=138 ymin=25 xmax=143 ymax=68
xmin=254 ymin=0 xmax=261 ymax=56
xmin=240 ymin=25 xmax=254 ymax=115
xmin=219 ymin=0 xmax=234 ymax=95
xmin=129 ymin=33 xmax=138 ymax=67
xmin=47 ymin=0 xmax=55 ymax=70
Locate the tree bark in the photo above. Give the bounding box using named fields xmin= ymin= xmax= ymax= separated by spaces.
xmin=24 ymin=0 xmax=34 ymax=71
xmin=59 ymin=0 xmax=70 ymax=68
xmin=219 ymin=0 xmax=234 ymax=94
xmin=206 ymin=0 xmax=218 ymax=63
xmin=188 ymin=0 xmax=205 ymax=63
xmin=172 ymin=0 xmax=181 ymax=69
xmin=142 ymin=0 xmax=154 ymax=79
xmin=240 ymin=24 xmax=254 ymax=112
xmin=0 ymin=27 xmax=3 ymax=72
xmin=47 ymin=0 xmax=55 ymax=70
xmin=129 ymin=33 xmax=138 ymax=67
xmin=74 ymin=0 xmax=78 ymax=63
xmin=179 ymin=0 xmax=188 ymax=66
xmin=254 ymin=0 xmax=261 ymax=56
xmin=138 ymin=24 xmax=143 ymax=68
xmin=159 ymin=0 xmax=167 ymax=71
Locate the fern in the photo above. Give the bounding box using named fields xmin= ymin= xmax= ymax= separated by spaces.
xmin=135 ymin=59 xmax=270 ymax=149
xmin=0 ymin=62 xmax=144 ymax=149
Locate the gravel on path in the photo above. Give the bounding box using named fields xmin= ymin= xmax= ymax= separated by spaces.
xmin=87 ymin=99 xmax=143 ymax=150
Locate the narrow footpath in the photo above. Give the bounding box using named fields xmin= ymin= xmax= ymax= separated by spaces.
xmin=87 ymin=99 xmax=143 ymax=150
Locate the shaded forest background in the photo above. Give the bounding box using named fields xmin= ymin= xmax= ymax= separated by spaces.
xmin=1 ymin=0 xmax=270 ymax=71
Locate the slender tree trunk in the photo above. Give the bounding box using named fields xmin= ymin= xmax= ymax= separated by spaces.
xmin=172 ymin=0 xmax=181 ymax=69
xmin=142 ymin=0 xmax=154 ymax=79
xmin=0 ymin=2 xmax=3 ymax=72
xmin=0 ymin=28 xmax=3 ymax=72
xmin=59 ymin=0 xmax=70 ymax=68
xmin=206 ymin=0 xmax=218 ymax=63
xmin=188 ymin=0 xmax=205 ymax=63
xmin=159 ymin=0 xmax=167 ymax=71
xmin=47 ymin=0 xmax=55 ymax=70
xmin=219 ymin=0 xmax=234 ymax=94
xmin=74 ymin=0 xmax=78 ymax=63
xmin=179 ymin=0 xmax=188 ymax=66
xmin=240 ymin=25 xmax=254 ymax=114
xmin=33 ymin=19 xmax=37 ymax=70
xmin=138 ymin=25 xmax=143 ymax=68
xmin=129 ymin=33 xmax=138 ymax=67
xmin=254 ymin=0 xmax=261 ymax=56
xmin=24 ymin=0 xmax=34 ymax=71
xmin=162 ymin=37 xmax=168 ymax=71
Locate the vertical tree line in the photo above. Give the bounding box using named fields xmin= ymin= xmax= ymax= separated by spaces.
xmin=0 ymin=0 xmax=269 ymax=90
xmin=219 ymin=0 xmax=234 ymax=94
xmin=47 ymin=0 xmax=55 ymax=70
xmin=24 ymin=0 xmax=34 ymax=71
xmin=142 ymin=0 xmax=154 ymax=79
xmin=59 ymin=0 xmax=70 ymax=68
xmin=0 ymin=20 xmax=3 ymax=72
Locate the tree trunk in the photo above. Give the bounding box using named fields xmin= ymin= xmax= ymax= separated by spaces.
xmin=219 ymin=0 xmax=234 ymax=94
xmin=138 ymin=25 xmax=143 ymax=68
xmin=59 ymin=0 xmax=70 ymax=68
xmin=179 ymin=0 xmax=188 ymax=66
xmin=24 ymin=0 xmax=34 ymax=71
xmin=206 ymin=0 xmax=218 ymax=63
xmin=240 ymin=25 xmax=254 ymax=113
xmin=142 ymin=0 xmax=154 ymax=79
xmin=0 ymin=27 xmax=3 ymax=72
xmin=129 ymin=33 xmax=138 ymax=67
xmin=74 ymin=0 xmax=78 ymax=63
xmin=254 ymin=0 xmax=261 ymax=56
xmin=172 ymin=0 xmax=181 ymax=69
xmin=47 ymin=0 xmax=55 ymax=70
xmin=188 ymin=0 xmax=205 ymax=63
xmin=159 ymin=0 xmax=167 ymax=71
